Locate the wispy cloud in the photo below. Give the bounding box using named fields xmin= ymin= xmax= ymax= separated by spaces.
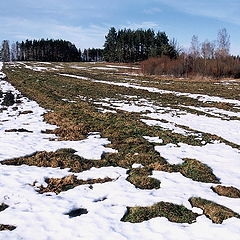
xmin=144 ymin=8 xmax=162 ymax=15
xmin=156 ymin=0 xmax=240 ymax=25
xmin=121 ymin=21 xmax=160 ymax=30
xmin=0 ymin=16 xmax=108 ymax=48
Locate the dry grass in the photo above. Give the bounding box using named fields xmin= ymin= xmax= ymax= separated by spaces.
xmin=189 ymin=197 xmax=240 ymax=224
xmin=35 ymin=175 xmax=113 ymax=194
xmin=1 ymin=149 xmax=97 ymax=173
xmin=211 ymin=185 xmax=240 ymax=198
xmin=126 ymin=168 xmax=161 ymax=189
xmin=2 ymin=62 xmax=240 ymax=223
xmin=150 ymin=158 xmax=220 ymax=183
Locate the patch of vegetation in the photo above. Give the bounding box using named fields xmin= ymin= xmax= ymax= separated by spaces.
xmin=211 ymin=185 xmax=240 ymax=198
xmin=178 ymin=159 xmax=220 ymax=183
xmin=189 ymin=197 xmax=240 ymax=224
xmin=35 ymin=174 xmax=113 ymax=194
xmin=1 ymin=148 xmax=97 ymax=173
xmin=126 ymin=167 xmax=160 ymax=190
xmin=4 ymin=62 xmax=239 ymax=199
xmin=121 ymin=202 xmax=199 ymax=223
xmin=0 ymin=203 xmax=16 ymax=231
xmin=150 ymin=158 xmax=220 ymax=183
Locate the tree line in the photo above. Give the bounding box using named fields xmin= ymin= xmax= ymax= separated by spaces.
xmin=0 ymin=39 xmax=104 ymax=62
xmin=5 ymin=39 xmax=80 ymax=62
xmin=142 ymin=28 xmax=240 ymax=78
xmin=103 ymin=27 xmax=178 ymax=62
xmin=1 ymin=27 xmax=240 ymax=79
xmin=1 ymin=27 xmax=177 ymax=63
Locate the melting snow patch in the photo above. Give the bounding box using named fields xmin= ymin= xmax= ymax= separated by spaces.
xmin=155 ymin=142 xmax=240 ymax=188
xmin=143 ymin=136 xmax=163 ymax=144
xmin=145 ymin=112 xmax=240 ymax=145
xmin=0 ymin=76 xmax=116 ymax=161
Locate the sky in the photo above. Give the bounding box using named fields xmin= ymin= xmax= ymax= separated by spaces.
xmin=0 ymin=0 xmax=240 ymax=54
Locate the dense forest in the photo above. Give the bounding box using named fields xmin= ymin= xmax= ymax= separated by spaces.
xmin=0 ymin=28 xmax=177 ymax=63
xmin=10 ymin=39 xmax=80 ymax=62
xmin=103 ymin=27 xmax=178 ymax=62
xmin=0 ymin=39 xmax=104 ymax=62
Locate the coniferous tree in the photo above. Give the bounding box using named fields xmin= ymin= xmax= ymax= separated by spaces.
xmin=103 ymin=27 xmax=118 ymax=62
xmin=15 ymin=39 xmax=80 ymax=62
xmin=1 ymin=40 xmax=10 ymax=62
xmin=103 ymin=28 xmax=178 ymax=62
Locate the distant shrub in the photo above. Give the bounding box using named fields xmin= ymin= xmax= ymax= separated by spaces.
xmin=141 ymin=55 xmax=240 ymax=79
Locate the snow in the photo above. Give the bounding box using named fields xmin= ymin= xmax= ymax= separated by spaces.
xmin=143 ymin=136 xmax=163 ymax=144
xmin=155 ymin=142 xmax=240 ymax=188
xmin=58 ymin=73 xmax=240 ymax=143
xmin=59 ymin=73 xmax=90 ymax=80
xmin=0 ymin=75 xmax=116 ymax=161
xmin=184 ymin=105 xmax=240 ymax=119
xmin=1 ymin=62 xmax=240 ymax=240
xmin=144 ymin=112 xmax=240 ymax=145
xmin=106 ymin=65 xmax=140 ymax=70
xmin=59 ymin=73 xmax=240 ymax=106
xmin=91 ymin=67 xmax=119 ymax=71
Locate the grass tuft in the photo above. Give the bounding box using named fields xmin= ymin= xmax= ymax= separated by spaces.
xmin=126 ymin=168 xmax=160 ymax=189
xmin=35 ymin=175 xmax=113 ymax=194
xmin=211 ymin=185 xmax=240 ymax=198
xmin=121 ymin=202 xmax=199 ymax=223
xmin=189 ymin=197 xmax=240 ymax=224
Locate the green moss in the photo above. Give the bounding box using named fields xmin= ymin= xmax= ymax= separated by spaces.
xmin=151 ymin=158 xmax=220 ymax=184
xmin=178 ymin=159 xmax=220 ymax=183
xmin=121 ymin=202 xmax=199 ymax=223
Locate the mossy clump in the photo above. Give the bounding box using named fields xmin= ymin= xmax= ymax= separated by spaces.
xmin=179 ymin=159 xmax=220 ymax=183
xmin=126 ymin=168 xmax=160 ymax=190
xmin=1 ymin=148 xmax=97 ymax=173
xmin=150 ymin=158 xmax=220 ymax=184
xmin=121 ymin=202 xmax=199 ymax=223
xmin=35 ymin=175 xmax=113 ymax=194
xmin=211 ymin=185 xmax=240 ymax=198
xmin=189 ymin=197 xmax=240 ymax=224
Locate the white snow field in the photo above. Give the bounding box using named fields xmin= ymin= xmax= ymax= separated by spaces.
xmin=0 ymin=62 xmax=240 ymax=240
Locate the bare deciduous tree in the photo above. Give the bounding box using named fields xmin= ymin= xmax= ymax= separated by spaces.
xmin=190 ymin=35 xmax=200 ymax=59
xmin=201 ymin=40 xmax=215 ymax=59
xmin=216 ymin=28 xmax=230 ymax=58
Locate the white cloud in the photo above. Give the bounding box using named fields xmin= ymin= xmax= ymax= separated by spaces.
xmin=144 ymin=8 xmax=162 ymax=15
xmin=0 ymin=16 xmax=108 ymax=49
xmin=121 ymin=21 xmax=160 ymax=30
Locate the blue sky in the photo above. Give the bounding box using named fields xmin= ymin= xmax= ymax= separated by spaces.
xmin=1 ymin=0 xmax=240 ymax=54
